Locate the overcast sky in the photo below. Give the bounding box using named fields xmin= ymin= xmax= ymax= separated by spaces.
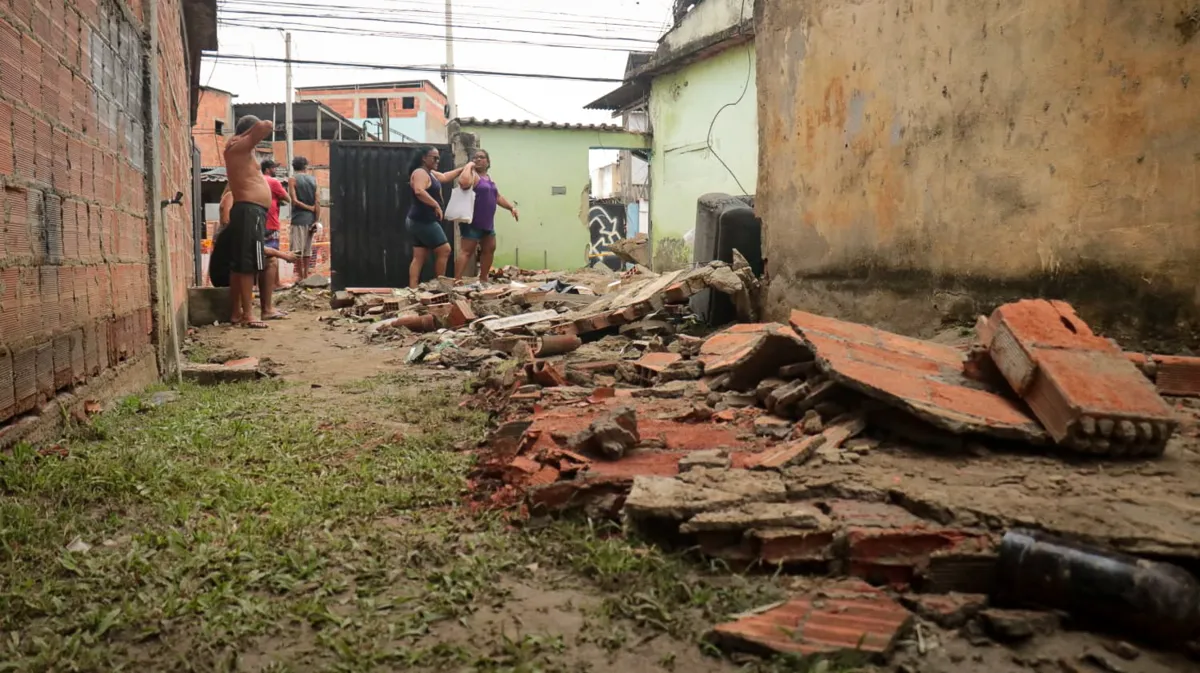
xmin=201 ymin=0 xmax=673 ymax=126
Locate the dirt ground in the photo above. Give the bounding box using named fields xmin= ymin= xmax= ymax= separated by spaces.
xmin=2 ymin=300 xmax=1199 ymax=672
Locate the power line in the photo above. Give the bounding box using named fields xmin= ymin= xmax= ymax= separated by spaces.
xmin=219 ymin=19 xmax=654 ymax=53
xmin=216 ymin=0 xmax=667 ymax=31
xmin=218 ymin=7 xmax=661 ymax=44
xmin=207 ymin=52 xmax=626 ymax=83
xmin=459 ymin=74 xmax=547 ymax=121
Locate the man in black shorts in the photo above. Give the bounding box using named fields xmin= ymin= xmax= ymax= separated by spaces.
xmin=209 ymin=220 xmax=297 ymax=289
xmin=221 ymin=115 xmax=278 ymax=327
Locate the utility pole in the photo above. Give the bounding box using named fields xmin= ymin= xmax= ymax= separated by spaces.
xmin=444 ymin=0 xmax=457 ymax=119
xmin=284 ymin=31 xmax=295 ymax=174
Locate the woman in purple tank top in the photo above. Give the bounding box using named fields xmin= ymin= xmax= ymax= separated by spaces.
xmin=454 ymin=149 xmax=519 ymax=283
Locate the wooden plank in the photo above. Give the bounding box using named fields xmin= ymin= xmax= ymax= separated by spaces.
xmin=480 ymin=309 xmax=561 ymax=332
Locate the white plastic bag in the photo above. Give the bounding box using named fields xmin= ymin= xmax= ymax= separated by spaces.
xmin=445 ymin=185 xmax=475 ymax=223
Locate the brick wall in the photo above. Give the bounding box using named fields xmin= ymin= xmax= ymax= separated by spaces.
xmin=270 ymin=139 xmax=329 ymax=169
xmin=193 ymin=87 xmax=231 ymax=168
xmin=0 ymin=0 xmax=194 ymax=426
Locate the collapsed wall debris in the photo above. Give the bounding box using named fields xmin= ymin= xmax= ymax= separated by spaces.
xmin=311 ymin=259 xmax=1200 ymax=666
xmin=450 ymin=291 xmax=1200 ymax=665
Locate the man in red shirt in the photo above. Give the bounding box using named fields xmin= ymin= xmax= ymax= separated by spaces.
xmin=260 ymin=159 xmax=290 ymax=319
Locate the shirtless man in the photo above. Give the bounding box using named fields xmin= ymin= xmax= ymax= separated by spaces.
xmin=222 ymin=115 xmax=288 ymax=328
xmin=209 ymin=185 xmax=296 ymax=291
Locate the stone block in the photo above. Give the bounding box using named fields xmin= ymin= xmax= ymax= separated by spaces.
xmin=187 ymin=286 xmax=231 ymax=326
xmin=899 ymin=593 xmax=988 ymax=629
xmin=680 ymin=502 xmax=830 ymax=534
xmin=979 ymin=608 xmax=1061 ymax=642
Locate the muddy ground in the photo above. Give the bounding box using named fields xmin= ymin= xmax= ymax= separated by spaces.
xmin=2 ymin=300 xmax=1199 ymax=672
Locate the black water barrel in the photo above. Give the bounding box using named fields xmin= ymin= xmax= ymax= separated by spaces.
xmin=689 ymin=193 xmax=761 ymax=326
xmin=995 ymin=528 xmax=1200 ymax=645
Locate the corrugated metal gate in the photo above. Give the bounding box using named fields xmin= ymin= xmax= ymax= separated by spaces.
xmin=329 ymin=141 xmax=456 ymax=290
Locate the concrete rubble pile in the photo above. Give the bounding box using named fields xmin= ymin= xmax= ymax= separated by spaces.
xmin=321 ymin=258 xmax=761 ymax=374
xmin=462 ymin=296 xmax=1200 ymax=665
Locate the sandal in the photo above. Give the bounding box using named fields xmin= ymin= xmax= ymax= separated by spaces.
xmin=243 ymin=321 xmax=270 ymax=329
xmin=262 ymin=311 xmax=289 ymax=320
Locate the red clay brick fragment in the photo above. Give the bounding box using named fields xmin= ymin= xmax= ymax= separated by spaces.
xmin=745 ymin=434 xmax=825 ymax=470
xmin=526 ymin=361 xmax=568 ymax=387
xmin=635 ymin=352 xmax=682 ymax=373
xmin=986 ymin=300 xmax=1176 ymax=456
xmin=534 ymin=334 xmax=581 ymax=357
xmin=1150 ymin=354 xmax=1200 ymax=397
xmin=708 ymin=579 xmax=912 ymax=659
xmin=753 ymin=527 xmax=838 ymax=564
xmin=699 ymin=323 xmax=811 ymax=388
xmin=448 ymin=299 xmax=476 ymax=328
xmin=507 ymin=456 xmax=541 ymax=475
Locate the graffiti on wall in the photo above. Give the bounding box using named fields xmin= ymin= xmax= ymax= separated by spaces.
xmin=587 ymin=202 xmax=627 ymax=271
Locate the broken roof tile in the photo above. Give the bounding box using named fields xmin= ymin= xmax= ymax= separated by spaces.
xmin=699 ymin=323 xmax=811 ymax=389
xmin=790 ymin=310 xmax=1047 ymax=442
xmin=708 ymin=579 xmax=913 ymax=659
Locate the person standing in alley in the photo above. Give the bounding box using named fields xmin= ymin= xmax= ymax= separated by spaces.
xmin=288 ymin=156 xmax=320 ymax=283
xmin=453 ymin=149 xmax=517 ymax=284
xmin=210 ymin=181 xmax=297 ymax=290
xmin=217 ymin=116 xmax=274 ymax=328
xmin=406 ymin=146 xmax=469 ymax=287
xmin=260 ymin=159 xmax=290 ymax=318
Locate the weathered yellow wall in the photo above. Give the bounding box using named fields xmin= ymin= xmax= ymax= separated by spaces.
xmin=757 ymin=0 xmax=1200 ymax=345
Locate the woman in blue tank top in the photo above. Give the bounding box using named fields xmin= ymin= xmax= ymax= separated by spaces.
xmin=407 ymin=146 xmax=468 ymax=287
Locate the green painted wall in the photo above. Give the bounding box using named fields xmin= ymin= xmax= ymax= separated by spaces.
xmin=458 ymin=124 xmax=648 ymax=271
xmin=649 ymin=43 xmax=758 ymax=270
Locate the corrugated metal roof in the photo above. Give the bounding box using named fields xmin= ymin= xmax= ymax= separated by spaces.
xmin=453 ymin=117 xmax=631 ymax=133
xmin=584 ymin=81 xmax=649 ymax=112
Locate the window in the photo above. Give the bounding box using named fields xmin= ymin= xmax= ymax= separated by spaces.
xmin=214 ymin=119 xmax=224 ymax=134
xmin=402 ymin=96 xmax=415 ymax=110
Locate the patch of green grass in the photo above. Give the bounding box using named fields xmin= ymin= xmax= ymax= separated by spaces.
xmin=181 ymin=340 xmax=218 ymax=364
xmin=532 ymin=520 xmax=785 ymax=640
xmin=0 ymin=368 xmax=825 ymax=672
xmin=0 ymin=377 xmax=500 ymax=671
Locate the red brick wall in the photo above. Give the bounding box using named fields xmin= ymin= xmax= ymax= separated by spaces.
xmin=192 ymin=88 xmax=231 ymax=168
xmin=271 ymin=139 xmax=329 ymax=169
xmin=0 ymin=0 xmax=194 ymax=425
xmin=295 ymin=90 xmax=357 ymax=119
xmin=157 ymin=0 xmax=193 ymax=323
xmin=297 ymin=83 xmax=448 ymax=128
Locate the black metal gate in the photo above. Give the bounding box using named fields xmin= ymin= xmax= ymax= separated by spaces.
xmin=329 ymin=141 xmax=456 ymax=291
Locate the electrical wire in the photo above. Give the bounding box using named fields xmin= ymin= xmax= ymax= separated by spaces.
xmin=217 ymin=6 xmax=664 ymax=36
xmin=218 ymin=7 xmax=661 ymax=45
xmin=216 ymin=0 xmax=667 ymax=31
xmin=459 ymin=74 xmax=547 ymax=120
xmin=704 ymin=0 xmax=751 ymax=196
xmin=214 ymin=19 xmax=648 ymax=52
xmin=207 ymin=52 xmax=626 ymax=83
